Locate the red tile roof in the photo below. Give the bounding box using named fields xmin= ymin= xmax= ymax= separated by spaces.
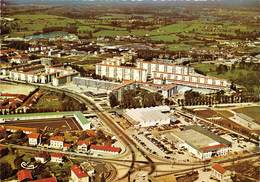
xmin=50 ymin=136 xmax=64 ymax=142
xmin=77 ymin=140 xmax=91 ymax=146
xmin=71 ymin=165 xmax=88 ymax=178
xmin=17 ymin=169 xmax=33 ymax=182
xmin=200 ymin=144 xmax=227 ymax=152
xmin=212 ymin=163 xmax=226 ymax=174
xmin=30 ymin=177 xmax=57 ymax=182
xmin=90 ymin=145 xmax=121 ymax=153
xmin=64 ymin=143 xmax=71 ymax=148
xmin=50 ymin=153 xmax=65 ymax=158
xmin=35 ymin=151 xmax=50 ymax=159
xmin=28 ymin=133 xmax=41 ymax=139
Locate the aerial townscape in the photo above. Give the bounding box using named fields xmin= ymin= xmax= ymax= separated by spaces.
xmin=0 ymin=0 xmax=259 ymax=182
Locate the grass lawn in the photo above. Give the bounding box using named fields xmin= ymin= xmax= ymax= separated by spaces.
xmin=216 ymin=110 xmax=234 ymax=118
xmin=233 ymin=106 xmax=260 ymax=123
xmin=167 ymin=44 xmax=191 ymax=51
xmin=35 ymin=94 xmax=62 ymax=109
xmin=0 ymin=153 xmax=17 ymax=169
xmin=150 ymin=34 xmax=179 ymax=42
xmin=94 ymin=30 xmax=129 ymax=37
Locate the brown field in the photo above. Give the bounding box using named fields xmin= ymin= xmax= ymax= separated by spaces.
xmin=193 ymin=109 xmax=255 ymax=139
xmin=2 ymin=117 xmax=82 ymax=131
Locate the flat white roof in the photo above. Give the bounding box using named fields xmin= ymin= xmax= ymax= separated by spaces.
xmin=125 ymin=106 xmax=170 ymax=123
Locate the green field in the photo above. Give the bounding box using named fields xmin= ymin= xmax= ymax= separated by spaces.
xmin=233 ymin=106 xmax=260 ymax=123
xmin=150 ymin=34 xmax=179 ymax=42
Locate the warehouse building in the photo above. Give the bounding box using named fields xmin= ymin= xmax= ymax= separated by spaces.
xmin=174 ymin=125 xmax=231 ymax=160
xmin=124 ymin=106 xmax=172 ymax=127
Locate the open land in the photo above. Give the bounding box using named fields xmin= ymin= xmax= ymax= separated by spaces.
xmin=2 ymin=117 xmax=82 ymax=131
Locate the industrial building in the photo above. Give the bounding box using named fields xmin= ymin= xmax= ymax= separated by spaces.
xmin=174 ymin=126 xmax=231 ymax=160
xmin=124 ymin=106 xmax=172 ymax=127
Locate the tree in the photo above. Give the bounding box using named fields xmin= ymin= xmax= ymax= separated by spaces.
xmin=0 ymin=162 xmax=13 ymax=180
xmin=109 ymin=93 xmax=119 ymax=108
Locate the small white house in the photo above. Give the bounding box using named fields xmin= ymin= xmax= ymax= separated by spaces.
xmin=35 ymin=152 xmax=50 ymax=163
xmin=50 ymin=153 xmax=64 ymax=163
xmin=77 ymin=140 xmax=90 ymax=153
xmin=211 ymin=163 xmax=232 ymax=182
xmin=50 ymin=136 xmax=64 ymax=149
xmin=28 ymin=133 xmax=41 ymax=146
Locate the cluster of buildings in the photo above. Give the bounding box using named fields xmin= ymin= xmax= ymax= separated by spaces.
xmin=1 ymin=58 xmax=79 ymax=86
xmin=95 ymin=55 xmax=230 ymax=90
xmin=0 ymin=93 xmax=27 ymax=114
xmin=27 ymin=132 xmax=121 ymax=155
xmin=16 ymin=160 xmax=94 ymax=182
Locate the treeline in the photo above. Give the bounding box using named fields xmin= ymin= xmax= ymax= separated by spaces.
xmin=109 ymin=88 xmax=163 ymax=109
xmin=178 ymin=90 xmax=259 ymax=106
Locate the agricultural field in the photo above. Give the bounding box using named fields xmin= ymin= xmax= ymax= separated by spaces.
xmin=233 ymin=106 xmax=260 ymax=123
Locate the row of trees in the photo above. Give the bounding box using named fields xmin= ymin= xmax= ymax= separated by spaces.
xmin=178 ymin=90 xmax=259 ymax=106
xmin=109 ymin=88 xmax=163 ymax=109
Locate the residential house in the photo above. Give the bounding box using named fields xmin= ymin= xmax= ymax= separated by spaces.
xmin=50 ymin=136 xmax=64 ymax=149
xmin=50 ymin=153 xmax=65 ymax=163
xmin=35 ymin=151 xmax=50 ymax=163
xmin=77 ymin=140 xmax=91 ymax=153
xmin=17 ymin=169 xmax=33 ymax=182
xmin=28 ymin=133 xmax=41 ymax=146
xmin=71 ymin=165 xmax=89 ymax=182
xmin=90 ymin=145 xmax=121 ymax=155
xmin=211 ymin=163 xmax=232 ymax=182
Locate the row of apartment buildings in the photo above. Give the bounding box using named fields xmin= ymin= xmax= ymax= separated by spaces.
xmin=95 ymin=57 xmax=229 ymax=90
xmin=1 ymin=60 xmax=79 ymax=86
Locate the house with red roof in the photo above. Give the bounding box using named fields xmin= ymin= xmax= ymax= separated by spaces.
xmin=35 ymin=151 xmax=50 ymax=163
xmin=28 ymin=133 xmax=41 ymax=146
xmin=63 ymin=143 xmax=72 ymax=151
xmin=90 ymin=145 xmax=121 ymax=155
xmin=17 ymin=169 xmax=33 ymax=182
xmin=211 ymin=163 xmax=232 ymax=182
xmin=50 ymin=153 xmax=65 ymax=163
xmin=50 ymin=136 xmax=64 ymax=149
xmin=77 ymin=140 xmax=91 ymax=153
xmin=71 ymin=165 xmax=89 ymax=182
xmin=30 ymin=176 xmax=57 ymax=182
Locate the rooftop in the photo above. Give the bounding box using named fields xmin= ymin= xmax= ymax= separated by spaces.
xmin=17 ymin=169 xmax=33 ymax=182
xmin=90 ymin=145 xmax=121 ymax=153
xmin=50 ymin=136 xmax=64 ymax=142
xmin=175 ymin=125 xmax=231 ymax=152
xmin=212 ymin=163 xmax=226 ymax=174
xmin=74 ymin=112 xmax=91 ymax=126
xmin=71 ymin=165 xmax=88 ymax=178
